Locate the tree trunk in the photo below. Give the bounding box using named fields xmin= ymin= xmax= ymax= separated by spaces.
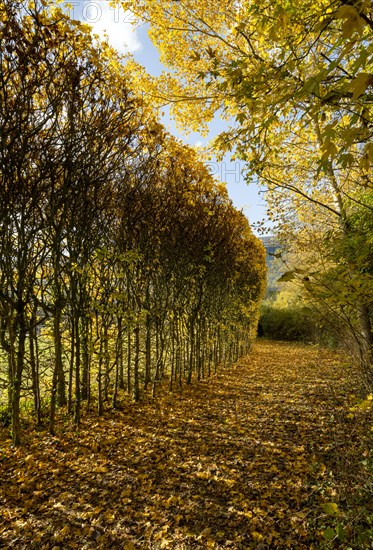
xmin=12 ymin=306 xmax=27 ymax=445
xmin=50 ymin=305 xmax=64 ymax=434
xmin=103 ymin=323 xmax=110 ymax=402
xmin=49 ymin=358 xmax=58 ymax=435
xmin=81 ymin=315 xmax=90 ymax=402
xmin=358 ymin=303 xmax=373 ymax=384
xmin=29 ymin=316 xmax=41 ymax=425
xmin=117 ymin=316 xmax=124 ymax=389
xmin=98 ymin=336 xmax=103 ymax=416
xmin=144 ymin=313 xmax=151 ymax=390
xmin=187 ymin=318 xmax=194 ymax=385
xmin=74 ymin=312 xmax=81 ymax=426
xmin=133 ymin=325 xmax=140 ymax=402
xmin=127 ymin=328 xmax=132 ymax=394
xmin=169 ymin=318 xmax=175 ymax=392
xmin=68 ymin=315 xmax=75 ymax=414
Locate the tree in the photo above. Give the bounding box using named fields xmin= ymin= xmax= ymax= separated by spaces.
xmin=0 ymin=0 xmax=69 ymax=444
xmin=120 ymin=0 xmax=373 ymax=379
xmin=0 ymin=0 xmax=142 ymax=440
xmin=0 ymin=0 xmax=267 ymax=444
xmin=121 ymin=0 xmax=372 ymax=165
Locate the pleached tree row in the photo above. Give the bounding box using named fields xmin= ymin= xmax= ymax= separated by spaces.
xmin=0 ymin=0 xmax=266 ymax=444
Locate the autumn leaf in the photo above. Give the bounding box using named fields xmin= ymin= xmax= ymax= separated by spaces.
xmin=322 ymin=502 xmax=340 ymax=516
xmin=1 ymin=341 xmax=372 ymax=548
xmin=278 ymin=271 xmax=296 ymax=282
xmin=323 ymin=527 xmax=336 ymax=541
xmin=349 ymin=73 xmax=373 ymax=100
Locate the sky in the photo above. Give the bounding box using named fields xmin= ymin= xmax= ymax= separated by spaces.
xmin=65 ymin=1 xmax=269 ymax=231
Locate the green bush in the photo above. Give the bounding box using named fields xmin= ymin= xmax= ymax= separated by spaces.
xmin=259 ymin=305 xmax=319 ymax=342
xmin=258 ymin=304 xmax=341 ymax=346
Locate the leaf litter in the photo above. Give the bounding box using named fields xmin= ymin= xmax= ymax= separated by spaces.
xmin=0 ymin=340 xmax=372 ymax=549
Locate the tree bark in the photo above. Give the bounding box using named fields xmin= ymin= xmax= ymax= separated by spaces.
xmin=133 ymin=325 xmax=140 ymax=402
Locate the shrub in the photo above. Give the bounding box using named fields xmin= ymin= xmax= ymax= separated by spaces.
xmin=259 ymin=304 xmax=320 ymax=343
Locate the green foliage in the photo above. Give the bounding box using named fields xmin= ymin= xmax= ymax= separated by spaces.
xmin=259 ymin=304 xmax=319 ymax=342
xmin=258 ymin=283 xmax=342 ymax=345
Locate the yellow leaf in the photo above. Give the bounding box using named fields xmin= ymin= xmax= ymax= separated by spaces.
xmin=268 ymin=26 xmax=278 ymax=40
xmin=25 ymin=455 xmax=35 ymax=468
xmin=165 ymin=495 xmax=178 ymax=507
xmin=95 ymin=465 xmax=108 ymax=473
xmin=223 ymin=478 xmax=236 ymax=486
xmin=321 ymin=139 xmax=338 ymax=161
xmin=335 ymin=5 xmax=358 ymax=19
xmin=322 ymin=502 xmax=339 ymax=516
xmin=196 ymin=471 xmax=209 ymax=479
xmin=251 ymin=531 xmax=264 ymax=541
xmin=103 ymin=511 xmax=115 ymax=522
xmin=57 ymin=525 xmax=71 ymax=539
xmin=350 ymin=73 xmax=373 ymax=100
xmin=357 ymin=399 xmax=372 ymax=411
xmin=335 ymin=6 xmax=365 ymax=37
xmin=360 ymin=154 xmax=370 ymax=171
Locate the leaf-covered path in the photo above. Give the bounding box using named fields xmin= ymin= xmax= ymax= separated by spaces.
xmin=1 ymin=341 xmax=372 ymax=549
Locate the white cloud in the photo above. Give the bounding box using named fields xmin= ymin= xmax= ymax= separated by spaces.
xmin=67 ymin=1 xmax=142 ymax=53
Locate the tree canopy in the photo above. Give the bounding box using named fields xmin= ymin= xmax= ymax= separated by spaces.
xmin=121 ymin=0 xmax=373 ymax=380
xmin=121 ymin=0 xmax=372 ymax=166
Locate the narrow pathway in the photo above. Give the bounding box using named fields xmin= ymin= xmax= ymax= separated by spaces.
xmin=0 ymin=341 xmax=372 ymax=549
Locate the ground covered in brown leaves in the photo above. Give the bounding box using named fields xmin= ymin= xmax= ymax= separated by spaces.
xmin=0 ymin=341 xmax=372 ymax=549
